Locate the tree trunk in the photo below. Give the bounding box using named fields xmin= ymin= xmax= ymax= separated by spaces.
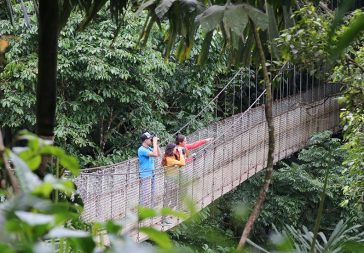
xmin=0 ymin=130 xmax=20 ymax=194
xmin=309 ymin=165 xmax=330 ymax=253
xmin=36 ymin=0 xmax=59 ymax=178
xmin=238 ymin=23 xmax=275 ymax=249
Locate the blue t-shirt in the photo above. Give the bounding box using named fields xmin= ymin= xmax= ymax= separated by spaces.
xmin=138 ymin=146 xmax=155 ymax=178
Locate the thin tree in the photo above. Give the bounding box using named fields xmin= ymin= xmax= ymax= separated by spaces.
xmin=238 ymin=22 xmax=274 ymax=248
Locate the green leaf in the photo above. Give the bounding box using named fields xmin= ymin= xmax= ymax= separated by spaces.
xmin=342 ymin=241 xmax=364 ymax=253
xmin=330 ymin=13 xmax=364 ymax=60
xmin=139 ymin=227 xmax=173 ymax=249
xmin=197 ymin=30 xmax=214 ymax=65
xmin=266 ymin=0 xmax=279 ymax=58
xmin=105 ymin=221 xmax=122 ymax=234
xmin=182 ymin=197 xmax=197 ymax=215
xmin=0 ymin=243 xmax=16 ymax=253
xmin=196 ymin=5 xmax=225 ymax=33
xmin=68 ymin=237 xmax=96 ymax=253
xmin=32 ymin=182 xmax=54 ymax=198
xmin=32 ymin=175 xmax=75 ymax=197
xmin=26 ymin=155 xmax=42 ymax=170
xmin=155 ymin=0 xmax=175 ymax=19
xmin=160 ymin=207 xmax=189 ymax=219
xmin=15 ymin=211 xmax=54 ymax=226
xmin=9 ymin=152 xmax=41 ymax=192
xmin=138 ymin=206 xmax=157 ymax=221
xmin=243 ymin=4 xmax=268 ymax=30
xmin=59 ymin=156 xmax=79 ymax=176
xmin=223 ymin=5 xmax=249 ymax=37
xmin=46 ymin=227 xmax=89 ymax=238
xmin=40 ymin=146 xmax=80 ymax=176
xmin=33 ymin=242 xmax=53 ymax=253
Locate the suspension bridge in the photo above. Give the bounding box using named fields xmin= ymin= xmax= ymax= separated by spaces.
xmin=74 ymin=66 xmax=341 ymax=241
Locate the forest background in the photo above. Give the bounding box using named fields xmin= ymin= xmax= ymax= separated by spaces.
xmin=0 ymin=0 xmax=363 ymax=252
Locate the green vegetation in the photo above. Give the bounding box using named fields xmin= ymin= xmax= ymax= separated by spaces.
xmin=1 ymin=5 xmax=233 ymax=166
xmin=0 ymin=0 xmax=363 ymax=252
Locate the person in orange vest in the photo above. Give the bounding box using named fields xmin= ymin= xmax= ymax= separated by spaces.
xmin=161 ymin=143 xmax=186 ymax=225
xmin=175 ymin=133 xmax=213 ymax=162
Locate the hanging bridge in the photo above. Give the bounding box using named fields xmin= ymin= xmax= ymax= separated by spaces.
xmin=74 ymin=66 xmax=341 ymax=241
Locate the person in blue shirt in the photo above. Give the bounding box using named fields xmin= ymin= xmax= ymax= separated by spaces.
xmin=137 ymin=131 xmax=160 ymax=208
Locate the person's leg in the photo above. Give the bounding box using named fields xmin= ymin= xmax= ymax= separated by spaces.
xmin=161 ymin=174 xmax=176 ymax=225
xmin=139 ymin=177 xmax=152 ymax=208
xmin=168 ymin=175 xmax=178 ymax=210
xmin=151 ymin=174 xmax=155 ymax=208
xmin=139 ymin=177 xmax=146 ymax=207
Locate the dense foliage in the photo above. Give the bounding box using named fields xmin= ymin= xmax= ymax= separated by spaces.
xmin=0 ymin=5 xmax=240 ymax=167
xmin=332 ymin=38 xmax=364 ymax=212
xmin=275 ymin=3 xmax=364 ymax=212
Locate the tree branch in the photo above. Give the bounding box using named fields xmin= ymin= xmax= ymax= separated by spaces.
xmin=346 ymin=56 xmax=364 ymax=73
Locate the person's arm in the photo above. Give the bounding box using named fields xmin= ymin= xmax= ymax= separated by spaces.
xmin=185 ymin=138 xmax=213 ymax=150
xmin=148 ymin=136 xmax=160 ymax=157
xmin=157 ymin=144 xmax=161 ymax=157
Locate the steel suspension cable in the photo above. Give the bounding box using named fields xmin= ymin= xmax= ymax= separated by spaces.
xmin=162 ymin=67 xmax=245 ymax=145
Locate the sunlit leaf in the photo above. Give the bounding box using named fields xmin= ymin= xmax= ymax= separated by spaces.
xmin=15 ymin=211 xmax=54 ymax=226
xmin=105 ymin=220 xmax=122 ymax=234
xmin=160 ymin=207 xmax=189 ymax=219
xmin=0 ymin=244 xmax=15 ymax=253
xmin=9 ymin=152 xmax=41 ymax=192
xmin=40 ymin=146 xmax=80 ymax=176
xmin=33 ymin=242 xmax=53 ymax=253
xmin=46 ymin=227 xmax=89 ymax=238
xmin=138 ymin=206 xmax=157 ymax=221
xmin=32 ymin=182 xmax=53 ymax=197
xmin=26 ymin=155 xmax=42 ymax=170
xmin=139 ymin=227 xmax=173 ymax=249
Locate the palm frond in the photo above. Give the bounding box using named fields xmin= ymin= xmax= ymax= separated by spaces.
xmin=77 ymin=0 xmax=128 ymax=31
xmin=282 ymin=4 xmax=295 ymax=28
xmin=5 ymin=0 xmax=15 ymax=25
xmin=241 ymin=30 xmax=254 ymax=66
xmin=197 ymin=30 xmax=213 ymax=65
xmin=138 ymin=13 xmax=158 ymax=46
xmin=139 ymin=0 xmax=202 ymax=60
xmin=265 ymin=0 xmax=279 ymax=58
xmin=278 ymin=220 xmax=364 ymax=253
